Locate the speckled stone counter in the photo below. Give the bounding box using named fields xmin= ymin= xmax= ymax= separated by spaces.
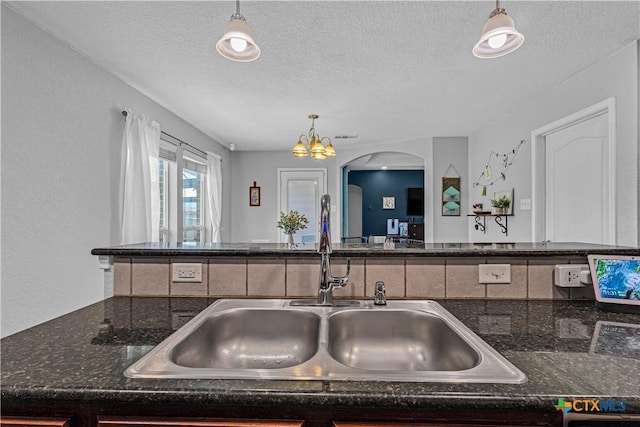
xmin=2 ymin=298 xmax=639 ymax=426
xmin=91 ymin=241 xmax=640 ymax=258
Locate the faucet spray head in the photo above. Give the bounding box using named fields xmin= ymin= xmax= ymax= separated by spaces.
xmin=318 ymin=194 xmax=332 ymax=254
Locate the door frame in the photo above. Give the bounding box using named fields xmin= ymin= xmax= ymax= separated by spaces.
xmin=277 ymin=168 xmax=328 ymax=243
xmin=530 ymin=97 xmax=616 ymax=243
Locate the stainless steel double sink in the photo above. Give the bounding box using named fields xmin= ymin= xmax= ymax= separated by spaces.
xmin=125 ymin=299 xmax=526 ymax=383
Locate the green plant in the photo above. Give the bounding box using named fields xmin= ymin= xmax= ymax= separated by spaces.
xmin=276 ymin=210 xmax=309 ymax=235
xmin=490 ymin=195 xmax=511 ymax=209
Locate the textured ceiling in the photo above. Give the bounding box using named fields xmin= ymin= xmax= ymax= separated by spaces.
xmin=6 ymin=1 xmax=640 ymax=152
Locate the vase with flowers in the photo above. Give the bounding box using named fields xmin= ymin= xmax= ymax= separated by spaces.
xmin=276 ymin=210 xmax=309 ymax=246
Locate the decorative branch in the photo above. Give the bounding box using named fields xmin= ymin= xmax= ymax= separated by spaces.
xmin=472 ymin=140 xmax=525 ymax=194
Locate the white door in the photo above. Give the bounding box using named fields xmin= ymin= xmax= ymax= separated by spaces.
xmin=347 ymin=184 xmax=363 ymax=238
xmin=545 ymin=112 xmax=611 ymax=244
xmin=278 ymin=169 xmax=327 ymax=244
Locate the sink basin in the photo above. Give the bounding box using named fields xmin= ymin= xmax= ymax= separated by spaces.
xmin=125 ymin=299 xmax=526 ymax=383
xmin=327 ymin=310 xmax=480 ymax=371
xmin=171 ymin=309 xmax=320 ymax=369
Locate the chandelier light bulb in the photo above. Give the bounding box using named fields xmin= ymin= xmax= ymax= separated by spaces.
xmin=488 ymin=33 xmax=507 ymax=49
xmin=230 ymin=37 xmax=247 ymax=52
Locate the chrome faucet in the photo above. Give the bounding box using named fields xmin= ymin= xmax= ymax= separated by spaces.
xmin=318 ymin=194 xmax=332 ymax=255
xmin=374 ymin=281 xmax=387 ymax=306
xmin=317 ymin=194 xmax=351 ymax=306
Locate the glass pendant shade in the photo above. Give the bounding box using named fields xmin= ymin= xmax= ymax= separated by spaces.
xmin=312 ymin=151 xmax=327 ymax=161
xmin=324 ymin=142 xmax=337 ymax=157
xmin=216 ymin=18 xmax=261 ymax=62
xmin=292 ymin=140 xmax=308 ymax=157
xmin=473 ymin=9 xmax=524 ymax=58
xmin=310 ymin=137 xmax=326 ymax=155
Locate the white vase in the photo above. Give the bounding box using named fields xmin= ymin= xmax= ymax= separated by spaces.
xmin=492 ymin=207 xmax=504 ymax=215
xmin=286 ymin=233 xmax=295 ymax=246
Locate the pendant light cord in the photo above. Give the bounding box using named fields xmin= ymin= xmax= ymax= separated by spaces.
xmin=230 ymin=0 xmax=246 ymax=21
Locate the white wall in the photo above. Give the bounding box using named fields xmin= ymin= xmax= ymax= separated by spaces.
xmin=433 ymin=137 xmax=469 ymax=242
xmin=229 ymin=138 xmax=476 ymax=244
xmin=230 ymin=151 xmax=337 ymax=243
xmin=468 ymin=41 xmax=638 ymax=245
xmin=1 ymin=7 xmax=230 ymax=337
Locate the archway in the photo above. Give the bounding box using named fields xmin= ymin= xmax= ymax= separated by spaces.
xmin=341 ymin=152 xmax=425 ymax=241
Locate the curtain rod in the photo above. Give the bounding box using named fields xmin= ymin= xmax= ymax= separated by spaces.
xmin=121 ymin=110 xmax=207 ymax=158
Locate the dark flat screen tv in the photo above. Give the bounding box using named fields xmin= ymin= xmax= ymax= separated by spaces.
xmin=407 ymin=187 xmax=424 ymax=216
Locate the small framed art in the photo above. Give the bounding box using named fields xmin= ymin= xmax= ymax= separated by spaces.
xmin=249 ymin=181 xmax=260 ymax=207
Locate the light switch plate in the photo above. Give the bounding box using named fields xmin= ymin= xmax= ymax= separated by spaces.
xmin=478 ymin=264 xmax=511 ymax=284
xmin=520 ymin=199 xmax=531 ymax=210
xmin=172 ymin=263 xmax=203 ymax=283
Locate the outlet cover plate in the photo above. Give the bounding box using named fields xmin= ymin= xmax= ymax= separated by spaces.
xmin=172 ymin=263 xmax=203 ymax=283
xmin=479 ymin=264 xmax=511 ymax=284
xmin=554 ymin=264 xmax=589 ymax=287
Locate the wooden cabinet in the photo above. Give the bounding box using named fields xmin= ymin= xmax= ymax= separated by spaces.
xmin=98 ymin=417 xmax=303 ymax=427
xmin=334 ymin=423 xmax=533 ymax=427
xmin=408 ymin=223 xmax=424 ymax=240
xmin=1 ymin=399 xmax=561 ymax=427
xmin=0 ymin=418 xmax=70 ymax=427
xmin=0 ymin=404 xmax=560 ymax=427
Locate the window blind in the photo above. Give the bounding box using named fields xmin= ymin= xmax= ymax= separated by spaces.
xmin=159 ymin=147 xmax=176 ymax=162
xmin=159 ymin=136 xmax=207 ymax=173
xmin=183 ymin=157 xmax=207 ymax=174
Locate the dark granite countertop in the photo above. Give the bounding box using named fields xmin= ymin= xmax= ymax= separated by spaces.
xmin=91 ymin=241 xmax=640 ymax=258
xmin=2 ymin=297 xmax=639 ymax=414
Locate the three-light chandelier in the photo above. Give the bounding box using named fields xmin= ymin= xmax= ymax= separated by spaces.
xmin=292 ymin=115 xmax=336 ymax=160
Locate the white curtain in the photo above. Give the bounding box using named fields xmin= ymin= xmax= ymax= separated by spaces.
xmin=120 ymin=109 xmax=161 ymax=244
xmin=206 ymin=151 xmax=222 ymax=242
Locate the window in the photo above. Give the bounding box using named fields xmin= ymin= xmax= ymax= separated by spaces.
xmin=182 ymin=165 xmax=204 ymax=242
xmin=158 ymin=158 xmax=169 ymax=242
xmin=157 ymin=137 xmax=209 ymax=243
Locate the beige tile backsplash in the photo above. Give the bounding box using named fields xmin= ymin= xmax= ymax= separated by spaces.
xmin=445 ymin=259 xmax=485 ymax=298
xmin=113 ymin=256 xmax=590 ymax=300
xmin=131 ymin=258 xmax=169 ymax=296
xmin=247 ymin=258 xmax=286 ymax=297
xmin=486 ymin=259 xmax=527 ymax=299
xmin=209 ymin=258 xmax=247 ymax=296
xmin=406 ymin=259 xmax=445 ymax=298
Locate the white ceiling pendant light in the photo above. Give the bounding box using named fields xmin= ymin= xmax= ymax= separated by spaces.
xmin=216 ymin=0 xmax=261 ymax=62
xmin=473 ymin=0 xmax=524 ymax=59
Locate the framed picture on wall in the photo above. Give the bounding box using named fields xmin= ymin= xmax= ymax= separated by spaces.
xmin=442 ymin=177 xmax=461 ymax=216
xmin=249 ymin=181 xmax=260 ymax=207
xmin=383 ymin=196 xmax=395 ymax=209
xmin=492 ymin=188 xmax=514 ymax=215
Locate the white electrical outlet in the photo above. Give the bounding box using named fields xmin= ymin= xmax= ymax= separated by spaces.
xmin=172 ymin=263 xmax=203 ymax=283
xmin=478 ymin=264 xmax=511 ymax=284
xmin=554 ymin=264 xmax=590 ymax=287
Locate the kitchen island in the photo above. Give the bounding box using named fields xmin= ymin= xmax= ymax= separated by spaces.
xmin=2 ymin=297 xmax=639 ymax=427
xmin=91 ymin=241 xmax=640 ymax=258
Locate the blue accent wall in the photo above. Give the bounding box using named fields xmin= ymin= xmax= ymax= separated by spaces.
xmin=348 ymin=170 xmax=424 ymax=237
